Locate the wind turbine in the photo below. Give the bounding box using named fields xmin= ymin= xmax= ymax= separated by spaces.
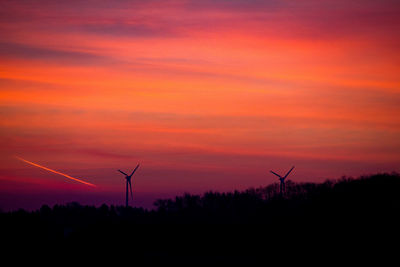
xmin=270 ymin=166 xmax=295 ymax=196
xmin=118 ymin=164 xmax=140 ymax=207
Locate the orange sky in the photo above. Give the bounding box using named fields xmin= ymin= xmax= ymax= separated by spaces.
xmin=1 ymin=0 xmax=399 ymax=210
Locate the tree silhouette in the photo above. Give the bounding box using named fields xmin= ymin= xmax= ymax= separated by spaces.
xmin=1 ymin=172 xmax=399 ymax=263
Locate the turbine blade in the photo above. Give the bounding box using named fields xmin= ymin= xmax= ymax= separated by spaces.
xmin=128 ymin=179 xmax=133 ymax=200
xmin=130 ymin=164 xmax=140 ymax=177
xmin=118 ymin=170 xmax=128 ymax=176
xmin=284 ymin=166 xmax=295 ymax=179
xmin=270 ymin=170 xmax=282 ymax=178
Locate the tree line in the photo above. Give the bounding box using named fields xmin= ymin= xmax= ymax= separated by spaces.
xmin=1 ymin=172 xmax=399 ymax=263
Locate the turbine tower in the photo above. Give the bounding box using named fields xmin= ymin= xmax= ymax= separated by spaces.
xmin=270 ymin=166 xmax=295 ymax=196
xmin=118 ymin=164 xmax=140 ymax=207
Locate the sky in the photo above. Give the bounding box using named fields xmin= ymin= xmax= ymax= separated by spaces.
xmin=1 ymin=0 xmax=399 ymax=211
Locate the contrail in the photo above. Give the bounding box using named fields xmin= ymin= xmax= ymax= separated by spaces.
xmin=15 ymin=156 xmax=96 ymax=187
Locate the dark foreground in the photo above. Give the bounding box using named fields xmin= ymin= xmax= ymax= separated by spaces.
xmin=2 ymin=173 xmax=400 ymax=264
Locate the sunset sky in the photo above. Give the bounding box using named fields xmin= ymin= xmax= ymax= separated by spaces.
xmin=1 ymin=0 xmax=399 ymax=210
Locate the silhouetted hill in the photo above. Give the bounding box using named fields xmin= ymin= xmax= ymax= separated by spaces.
xmin=2 ymin=173 xmax=399 ymax=263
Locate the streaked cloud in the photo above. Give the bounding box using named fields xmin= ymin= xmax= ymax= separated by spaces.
xmin=0 ymin=0 xmax=399 ymax=209
xmin=0 ymin=42 xmax=109 ymax=65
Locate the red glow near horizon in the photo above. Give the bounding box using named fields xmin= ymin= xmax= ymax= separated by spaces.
xmin=0 ymin=0 xmax=399 ymax=210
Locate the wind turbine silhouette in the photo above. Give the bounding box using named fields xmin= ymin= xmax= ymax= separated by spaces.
xmin=270 ymin=166 xmax=295 ymax=196
xmin=118 ymin=164 xmax=140 ymax=207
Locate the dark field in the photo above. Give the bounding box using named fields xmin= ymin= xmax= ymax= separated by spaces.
xmin=2 ymin=173 xmax=399 ymax=264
